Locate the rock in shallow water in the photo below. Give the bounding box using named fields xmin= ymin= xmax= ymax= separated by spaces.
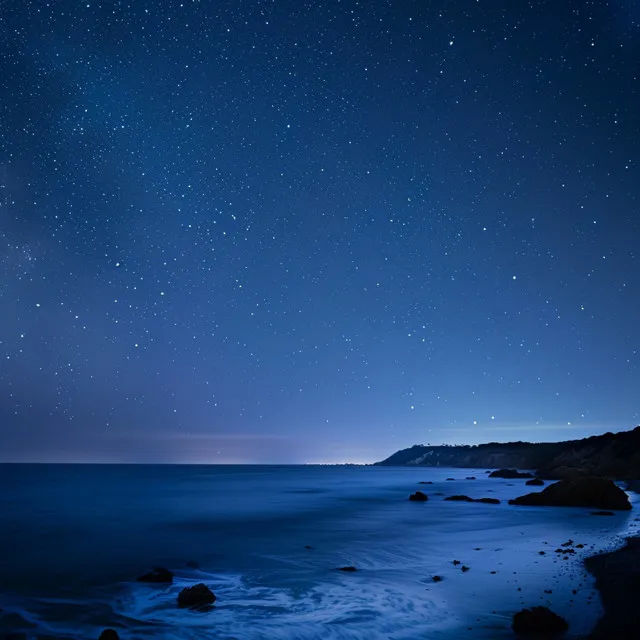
xmin=526 ymin=478 xmax=545 ymax=486
xmin=443 ymin=495 xmax=500 ymax=504
xmin=177 ymin=583 xmax=216 ymax=608
xmin=508 ymin=477 xmax=631 ymax=510
xmin=489 ymin=469 xmax=534 ymax=479
xmin=98 ymin=630 xmax=120 ymax=640
xmin=512 ymin=606 xmax=568 ymax=635
xmin=137 ymin=567 xmax=174 ymax=583
xmin=409 ymin=491 xmax=428 ymax=502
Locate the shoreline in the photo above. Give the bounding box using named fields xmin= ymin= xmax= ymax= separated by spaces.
xmin=584 ymin=535 xmax=640 ymax=639
xmin=0 ymin=465 xmax=635 ymax=639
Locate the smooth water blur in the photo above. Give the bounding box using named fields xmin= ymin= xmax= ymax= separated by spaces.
xmin=0 ymin=464 xmax=636 ymax=639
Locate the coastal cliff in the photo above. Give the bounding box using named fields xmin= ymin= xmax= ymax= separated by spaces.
xmin=375 ymin=426 xmax=640 ymax=479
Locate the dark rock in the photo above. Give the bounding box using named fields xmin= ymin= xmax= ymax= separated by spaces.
xmin=508 ymin=477 xmax=631 ymax=511
xmin=585 ymin=537 xmax=640 ymax=638
xmin=453 ymin=560 xmax=461 ymax=565
xmin=338 ymin=566 xmax=357 ymax=572
xmin=446 ymin=478 xmax=455 ymax=481
xmin=432 ymin=575 xmax=443 ymax=582
xmin=461 ymin=565 xmax=470 ymax=572
xmin=443 ymin=495 xmax=500 ymax=504
xmin=466 ymin=476 xmax=476 ymax=480
xmin=409 ymin=491 xmax=428 ymax=502
xmin=418 ymin=481 xmax=433 ymax=484
xmin=177 ymin=583 xmax=216 ymax=608
xmin=305 ymin=545 xmax=314 ymax=549
xmin=591 ymin=510 xmax=615 ymax=516
xmin=526 ymin=478 xmax=545 ymax=486
xmin=0 ymin=612 xmax=36 ymax=630
xmin=512 ymin=606 xmax=568 ymax=635
xmin=489 ymin=469 xmax=534 ymax=479
xmin=137 ymin=567 xmax=174 ymax=583
xmin=98 ymin=631 xmax=120 ymax=640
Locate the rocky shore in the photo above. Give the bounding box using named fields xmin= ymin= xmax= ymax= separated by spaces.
xmin=585 ymin=536 xmax=640 ymax=639
xmin=376 ymin=426 xmax=640 ymax=480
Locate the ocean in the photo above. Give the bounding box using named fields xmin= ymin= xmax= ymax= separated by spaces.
xmin=0 ymin=464 xmax=636 ymax=639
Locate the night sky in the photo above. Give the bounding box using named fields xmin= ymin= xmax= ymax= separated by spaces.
xmin=1 ymin=1 xmax=639 ymax=464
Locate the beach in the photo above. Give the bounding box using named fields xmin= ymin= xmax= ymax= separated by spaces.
xmin=0 ymin=464 xmax=636 ymax=639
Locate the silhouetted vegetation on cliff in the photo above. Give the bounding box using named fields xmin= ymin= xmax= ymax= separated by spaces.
xmin=375 ymin=426 xmax=640 ymax=479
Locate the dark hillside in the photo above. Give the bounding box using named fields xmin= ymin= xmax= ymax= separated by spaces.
xmin=375 ymin=427 xmax=640 ymax=479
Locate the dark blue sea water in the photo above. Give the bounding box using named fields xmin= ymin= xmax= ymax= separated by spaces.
xmin=0 ymin=464 xmax=636 ymax=639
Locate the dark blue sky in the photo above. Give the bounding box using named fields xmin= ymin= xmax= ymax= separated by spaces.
xmin=1 ymin=0 xmax=639 ymax=463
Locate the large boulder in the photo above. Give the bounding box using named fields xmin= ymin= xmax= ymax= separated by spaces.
xmin=509 ymin=477 xmax=631 ymax=511
xmin=137 ymin=567 xmax=174 ymax=583
xmin=489 ymin=469 xmax=534 ymax=479
xmin=177 ymin=583 xmax=216 ymax=608
xmin=409 ymin=491 xmax=428 ymax=502
xmin=512 ymin=606 xmax=568 ymax=635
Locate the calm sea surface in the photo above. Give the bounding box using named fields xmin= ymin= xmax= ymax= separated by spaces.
xmin=0 ymin=464 xmax=636 ymax=639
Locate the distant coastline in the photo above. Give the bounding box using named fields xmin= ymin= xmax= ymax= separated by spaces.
xmin=375 ymin=426 xmax=640 ymax=480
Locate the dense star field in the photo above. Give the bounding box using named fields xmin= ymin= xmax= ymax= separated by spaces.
xmin=1 ymin=0 xmax=639 ymax=463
